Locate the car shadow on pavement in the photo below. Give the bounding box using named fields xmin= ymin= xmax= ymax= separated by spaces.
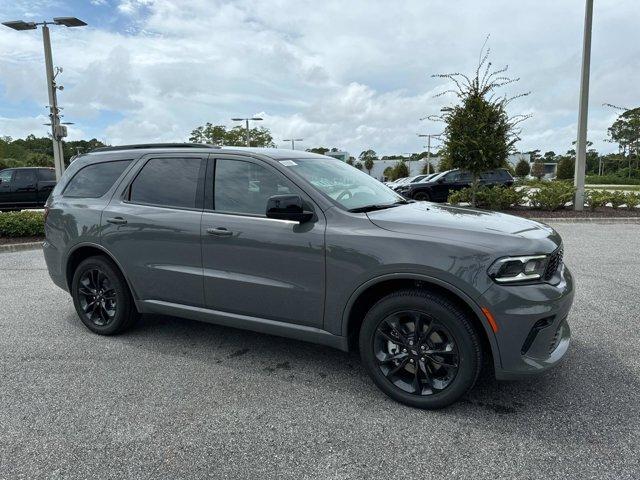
xmin=99 ymin=312 xmax=636 ymax=444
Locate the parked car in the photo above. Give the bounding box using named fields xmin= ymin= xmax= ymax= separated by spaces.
xmin=0 ymin=167 xmax=56 ymax=211
xmin=43 ymin=144 xmax=572 ymax=409
xmin=390 ymin=174 xmax=431 ymax=191
xmin=384 ymin=176 xmax=407 ymax=187
xmin=397 ymin=168 xmax=514 ymax=202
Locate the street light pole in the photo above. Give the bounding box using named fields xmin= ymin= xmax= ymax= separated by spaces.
xmin=417 ymin=133 xmax=442 ymax=175
xmin=283 ymin=138 xmax=303 ymax=150
xmin=42 ymin=24 xmax=65 ymax=180
xmin=231 ymin=117 xmax=263 ymax=147
xmin=2 ymin=17 xmax=87 ymax=181
xmin=574 ymin=0 xmax=594 ymax=211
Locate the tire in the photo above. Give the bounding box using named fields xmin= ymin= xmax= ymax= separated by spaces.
xmin=71 ymin=255 xmax=139 ymax=335
xmin=359 ymin=289 xmax=482 ymax=409
xmin=413 ymin=191 xmax=430 ymax=201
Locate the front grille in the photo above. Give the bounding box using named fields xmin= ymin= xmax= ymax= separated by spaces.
xmin=543 ymin=245 xmax=563 ymax=281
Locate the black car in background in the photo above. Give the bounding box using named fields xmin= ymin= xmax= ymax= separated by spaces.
xmin=0 ymin=167 xmax=56 ymax=211
xmin=396 ymin=168 xmax=514 ymax=202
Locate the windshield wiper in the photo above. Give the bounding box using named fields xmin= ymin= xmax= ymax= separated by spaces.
xmin=348 ymin=200 xmax=409 ymax=213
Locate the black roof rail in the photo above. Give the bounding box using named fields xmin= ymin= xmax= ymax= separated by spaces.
xmin=90 ymin=143 xmax=220 ymax=153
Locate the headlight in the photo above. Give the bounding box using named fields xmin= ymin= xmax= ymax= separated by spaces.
xmin=487 ymin=254 xmax=549 ymax=283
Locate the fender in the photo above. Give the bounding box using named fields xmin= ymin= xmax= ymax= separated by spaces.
xmin=340 ymin=272 xmax=501 ymax=367
xmin=65 ymin=241 xmax=141 ymax=304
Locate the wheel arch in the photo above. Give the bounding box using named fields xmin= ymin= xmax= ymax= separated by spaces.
xmin=341 ymin=273 xmax=500 ymax=368
xmin=65 ymin=242 xmax=139 ymax=302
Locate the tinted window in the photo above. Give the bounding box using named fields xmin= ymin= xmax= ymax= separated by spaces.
xmin=0 ymin=170 xmax=13 ymax=184
xmin=282 ymin=158 xmax=403 ymax=210
xmin=13 ymin=169 xmax=37 ymax=187
xmin=64 ymin=160 xmax=131 ymax=198
xmin=38 ymin=169 xmax=56 ymax=181
xmin=214 ymin=159 xmax=293 ymax=215
xmin=129 ymin=157 xmax=202 ymax=209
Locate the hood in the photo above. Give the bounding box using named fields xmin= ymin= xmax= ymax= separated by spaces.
xmin=367 ymin=202 xmax=561 ymax=254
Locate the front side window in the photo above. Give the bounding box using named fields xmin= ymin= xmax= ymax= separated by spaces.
xmin=214 ymin=159 xmax=294 ymax=215
xmin=129 ymin=157 xmax=202 ymax=209
xmin=64 ymin=160 xmax=131 ymax=198
xmin=0 ymin=170 xmax=13 ymax=184
xmin=282 ymin=158 xmax=403 ymax=210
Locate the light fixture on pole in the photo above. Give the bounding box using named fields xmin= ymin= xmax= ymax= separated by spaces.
xmin=573 ymin=0 xmax=593 ymax=211
xmin=231 ymin=117 xmax=263 ymax=147
xmin=417 ymin=132 xmax=442 ymax=175
xmin=283 ymin=138 xmax=303 ymax=150
xmin=2 ymin=16 xmax=87 ymax=180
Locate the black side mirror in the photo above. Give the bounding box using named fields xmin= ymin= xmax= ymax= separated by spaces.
xmin=266 ymin=195 xmax=314 ymax=223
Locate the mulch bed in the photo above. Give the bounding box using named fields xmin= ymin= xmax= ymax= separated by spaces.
xmin=0 ymin=236 xmax=44 ymax=246
xmin=506 ymin=207 xmax=640 ymax=219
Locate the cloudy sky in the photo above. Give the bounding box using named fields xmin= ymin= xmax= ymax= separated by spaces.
xmin=0 ymin=0 xmax=637 ymax=156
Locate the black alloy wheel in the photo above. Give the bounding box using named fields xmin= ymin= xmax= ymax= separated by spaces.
xmin=374 ymin=310 xmax=459 ymax=395
xmin=413 ymin=191 xmax=430 ymax=201
xmin=359 ymin=289 xmax=482 ymax=409
xmin=71 ymin=255 xmax=138 ymax=335
xmin=77 ymin=268 xmax=117 ymax=327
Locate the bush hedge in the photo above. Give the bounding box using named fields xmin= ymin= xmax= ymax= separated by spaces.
xmin=585 ymin=175 xmax=640 ymax=186
xmin=528 ymin=182 xmax=576 ymax=211
xmin=0 ymin=211 xmax=45 ymax=237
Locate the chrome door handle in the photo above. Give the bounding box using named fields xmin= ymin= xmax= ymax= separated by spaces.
xmin=106 ymin=217 xmax=127 ymax=225
xmin=206 ymin=227 xmax=233 ymax=237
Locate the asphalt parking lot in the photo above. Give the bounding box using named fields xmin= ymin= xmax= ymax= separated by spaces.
xmin=1 ymin=223 xmax=639 ymax=479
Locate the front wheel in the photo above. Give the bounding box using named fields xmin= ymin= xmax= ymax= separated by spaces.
xmin=71 ymin=255 xmax=138 ymax=335
xmin=359 ymin=289 xmax=482 ymax=409
xmin=413 ymin=191 xmax=431 ymax=201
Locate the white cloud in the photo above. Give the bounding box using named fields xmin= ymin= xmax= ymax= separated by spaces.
xmin=0 ymin=0 xmax=638 ymax=156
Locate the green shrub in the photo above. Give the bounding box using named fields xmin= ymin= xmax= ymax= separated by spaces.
xmin=608 ymin=190 xmax=627 ymax=209
xmin=556 ymin=157 xmax=575 ymax=180
xmin=447 ymin=188 xmax=471 ymax=205
xmin=624 ymin=192 xmax=640 ymax=210
xmin=448 ymin=186 xmax=525 ymax=210
xmin=0 ymin=211 xmax=45 ymax=237
xmin=514 ymin=159 xmax=530 ymax=178
xmin=529 ymin=182 xmax=575 ymax=211
xmin=585 ymin=190 xmax=610 ymax=211
xmin=585 ymin=175 xmax=640 ymax=186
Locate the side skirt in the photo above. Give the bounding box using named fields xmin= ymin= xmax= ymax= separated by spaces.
xmin=140 ymin=299 xmax=349 ymax=352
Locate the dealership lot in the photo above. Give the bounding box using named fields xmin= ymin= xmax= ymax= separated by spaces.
xmin=1 ymin=223 xmax=638 ymax=479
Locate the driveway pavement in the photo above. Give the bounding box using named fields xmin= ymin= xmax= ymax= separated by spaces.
xmin=1 ymin=223 xmax=639 ymax=479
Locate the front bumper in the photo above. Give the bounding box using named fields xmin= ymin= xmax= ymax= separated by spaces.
xmin=480 ymin=264 xmax=574 ymax=380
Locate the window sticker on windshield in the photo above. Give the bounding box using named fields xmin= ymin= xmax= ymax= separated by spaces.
xmin=279 ymin=160 xmax=298 ymax=167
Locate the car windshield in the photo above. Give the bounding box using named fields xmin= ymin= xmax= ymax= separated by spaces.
xmin=284 ymin=158 xmax=405 ymax=210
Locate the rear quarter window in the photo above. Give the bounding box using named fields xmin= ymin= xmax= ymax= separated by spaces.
xmin=63 ymin=160 xmax=132 ymax=198
xmin=38 ymin=169 xmax=56 ymax=181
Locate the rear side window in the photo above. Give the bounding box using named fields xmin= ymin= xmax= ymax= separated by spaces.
xmin=129 ymin=157 xmax=203 ymax=209
xmin=38 ymin=169 xmax=56 ymax=181
xmin=13 ymin=169 xmax=37 ymax=186
xmin=64 ymin=160 xmax=131 ymax=198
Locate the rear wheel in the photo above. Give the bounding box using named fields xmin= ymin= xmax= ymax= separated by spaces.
xmin=359 ymin=289 xmax=482 ymax=409
xmin=71 ymin=255 xmax=138 ymax=335
xmin=413 ymin=191 xmax=430 ymax=201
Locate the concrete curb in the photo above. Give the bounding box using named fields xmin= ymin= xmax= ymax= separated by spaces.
xmin=0 ymin=241 xmax=43 ymax=253
xmin=530 ymin=217 xmax=640 ymax=224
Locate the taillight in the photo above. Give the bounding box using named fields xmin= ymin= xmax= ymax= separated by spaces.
xmin=43 ymin=206 xmax=50 ymax=224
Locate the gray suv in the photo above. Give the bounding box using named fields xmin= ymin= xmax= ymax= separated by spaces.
xmin=43 ymin=144 xmax=573 ymax=409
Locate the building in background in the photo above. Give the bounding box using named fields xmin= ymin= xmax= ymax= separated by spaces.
xmin=324 ymin=151 xmax=350 ymax=162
